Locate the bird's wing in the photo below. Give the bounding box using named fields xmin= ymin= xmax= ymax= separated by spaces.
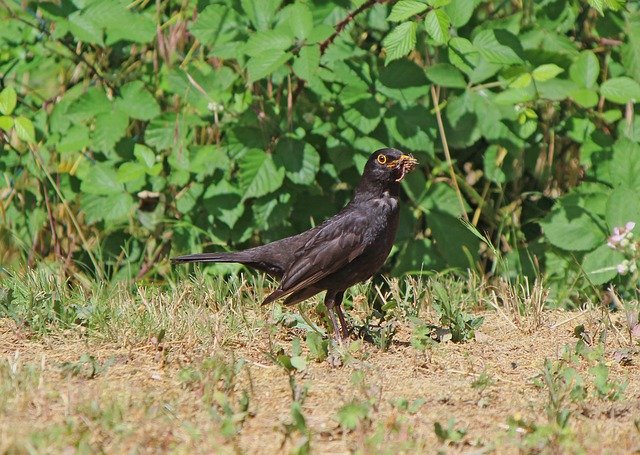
xmin=272 ymin=210 xmax=372 ymax=298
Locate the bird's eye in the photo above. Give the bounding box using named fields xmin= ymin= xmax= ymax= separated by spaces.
xmin=376 ymin=154 xmax=387 ymax=165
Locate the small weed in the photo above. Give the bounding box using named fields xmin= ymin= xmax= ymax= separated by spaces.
xmin=337 ymin=400 xmax=371 ymax=431
xmin=471 ymin=371 xmax=495 ymax=393
xmin=391 ymin=397 xmax=425 ymax=414
xmin=590 ymin=363 xmax=627 ymax=401
xmin=430 ymin=281 xmax=484 ymax=342
xmin=274 ymin=338 xmax=308 ymax=372
xmin=305 ymin=332 xmax=329 ymax=362
xmin=60 ymin=353 xmax=115 ymax=380
xmin=434 ymin=417 xmax=467 ymax=445
xmin=409 ymin=319 xmax=435 ymax=351
xmin=280 ymin=362 xmax=311 ymax=454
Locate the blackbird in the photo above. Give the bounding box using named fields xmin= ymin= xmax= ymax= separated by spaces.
xmin=172 ymin=148 xmax=418 ymax=339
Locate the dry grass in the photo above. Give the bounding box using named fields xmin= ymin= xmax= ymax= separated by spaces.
xmin=0 ymin=273 xmax=639 ymax=454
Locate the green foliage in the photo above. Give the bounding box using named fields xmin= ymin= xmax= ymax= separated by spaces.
xmin=0 ymin=0 xmax=638 ymax=304
xmin=430 ymin=280 xmax=484 ymax=342
xmin=434 ymin=418 xmax=467 ymax=444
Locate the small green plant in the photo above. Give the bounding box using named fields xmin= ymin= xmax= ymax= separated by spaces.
xmin=410 ymin=319 xmax=435 ymax=351
xmin=337 ymin=400 xmax=371 ymax=432
xmin=392 ymin=397 xmax=425 ymax=415
xmin=305 ymin=332 xmax=329 ymax=362
xmin=274 ymin=338 xmax=308 ymax=373
xmin=434 ymin=418 xmax=467 ymax=445
xmin=590 ymin=363 xmax=627 ymax=401
xmin=280 ymin=363 xmax=311 ymax=454
xmin=471 ymin=371 xmax=495 ymax=393
xmin=60 ymin=354 xmax=114 ymax=380
xmin=430 ymin=281 xmax=484 ymax=342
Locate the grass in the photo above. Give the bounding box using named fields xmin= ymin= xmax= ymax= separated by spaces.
xmin=0 ymin=268 xmax=639 ymax=453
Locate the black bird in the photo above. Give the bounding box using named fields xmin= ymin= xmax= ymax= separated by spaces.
xmin=172 ymin=148 xmax=418 ymax=339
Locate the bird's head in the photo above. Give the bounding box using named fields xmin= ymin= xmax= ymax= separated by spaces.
xmin=362 ymin=148 xmax=418 ymax=185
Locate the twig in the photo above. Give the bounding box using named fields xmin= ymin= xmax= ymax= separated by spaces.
xmin=40 ymin=179 xmax=61 ymax=260
xmin=430 ymin=84 xmax=469 ymax=222
xmin=549 ymin=310 xmax=588 ymax=330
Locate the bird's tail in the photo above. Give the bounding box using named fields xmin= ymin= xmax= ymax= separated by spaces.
xmin=170 ymin=252 xmax=249 ymax=264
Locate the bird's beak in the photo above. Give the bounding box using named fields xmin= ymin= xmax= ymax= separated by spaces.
xmin=392 ymin=154 xmax=418 ymax=181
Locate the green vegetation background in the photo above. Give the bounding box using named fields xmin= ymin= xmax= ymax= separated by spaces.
xmin=1 ymin=0 xmax=639 ymax=304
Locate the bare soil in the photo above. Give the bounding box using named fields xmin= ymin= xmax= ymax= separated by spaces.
xmin=1 ymin=310 xmax=639 ymax=454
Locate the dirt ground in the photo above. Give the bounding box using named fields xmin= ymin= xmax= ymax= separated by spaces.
xmin=1 ymin=310 xmax=639 ymax=454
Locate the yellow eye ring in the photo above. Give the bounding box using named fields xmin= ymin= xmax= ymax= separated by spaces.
xmin=376 ymin=154 xmax=387 ymax=165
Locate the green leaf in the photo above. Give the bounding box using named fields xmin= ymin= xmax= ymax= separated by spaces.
xmin=419 ymin=182 xmax=469 ymax=217
xmin=244 ymin=28 xmax=293 ymax=57
xmin=117 ymin=162 xmax=147 ymax=183
xmin=278 ymin=2 xmax=313 ymax=40
xmin=14 ymin=116 xmax=35 ymax=143
xmin=387 ymin=1 xmax=428 ymax=22
xmin=99 ymin=7 xmax=155 ymax=45
xmin=570 ymin=88 xmax=599 ymax=108
xmin=238 ymin=149 xmax=285 ymax=200
xmin=0 ymin=87 xmax=17 ymax=115
xmin=241 ymin=0 xmax=281 ymax=31
xmin=290 ymin=356 xmax=306 ymax=371
xmin=583 ymin=244 xmax=625 ymax=285
xmin=80 ymin=163 xmax=124 ymax=195
xmin=424 ymin=8 xmax=450 ymax=45
xmin=293 ymin=45 xmax=320 ymax=81
xmin=0 ymin=116 xmax=13 ymax=132
xmin=473 ymin=29 xmax=524 ymax=65
xmin=274 ymin=138 xmax=320 ymax=185
xmin=377 ymin=60 xmax=429 ymax=103
xmin=587 ymin=0 xmax=604 ymax=14
xmin=68 ymin=10 xmax=104 ymax=45
xmin=532 ymin=64 xmax=563 ymax=82
xmin=509 ymin=72 xmax=532 ymax=88
xmin=425 ymin=63 xmax=466 ymax=88
xmin=428 ymin=211 xmax=480 ymax=268
xmin=600 ymin=77 xmax=640 ymax=104
xmin=384 ymin=105 xmax=436 ymax=152
xmin=570 ymin=51 xmax=600 ymax=89
xmin=247 ymin=50 xmax=292 ymax=83
xmin=145 ymin=113 xmax=184 ymax=150
xmin=338 ymin=401 xmax=369 ymax=430
xmin=134 ymin=144 xmax=156 ymax=169
xmin=67 ymin=88 xmax=111 ymax=122
xmin=609 ymin=138 xmax=640 ymax=191
xmin=93 ymin=110 xmax=129 ymax=153
xmin=605 ymin=187 xmax=640 ymax=231
xmin=81 ymin=193 xmax=133 ymax=223
xmin=447 ymin=37 xmax=479 ymax=74
xmin=540 ymin=204 xmax=606 ymax=251
xmin=444 ymin=0 xmax=475 ymax=27
xmin=57 ymin=124 xmax=90 ymax=153
xmin=115 ymin=81 xmax=160 ymax=121
xmin=189 ymin=5 xmax=236 ymax=46
xmin=343 ymin=97 xmax=383 ymax=134
xmin=383 ymin=22 xmax=417 ymax=65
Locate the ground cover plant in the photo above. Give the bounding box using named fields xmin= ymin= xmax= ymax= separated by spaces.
xmin=1 ymin=0 xmax=640 ymax=452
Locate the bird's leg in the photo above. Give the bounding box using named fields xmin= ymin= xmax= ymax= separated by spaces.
xmin=325 ymin=291 xmax=347 ymax=341
xmin=333 ymin=291 xmax=350 ymax=340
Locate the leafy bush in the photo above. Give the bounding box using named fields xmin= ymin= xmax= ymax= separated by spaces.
xmin=0 ymin=0 xmax=638 ymax=303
